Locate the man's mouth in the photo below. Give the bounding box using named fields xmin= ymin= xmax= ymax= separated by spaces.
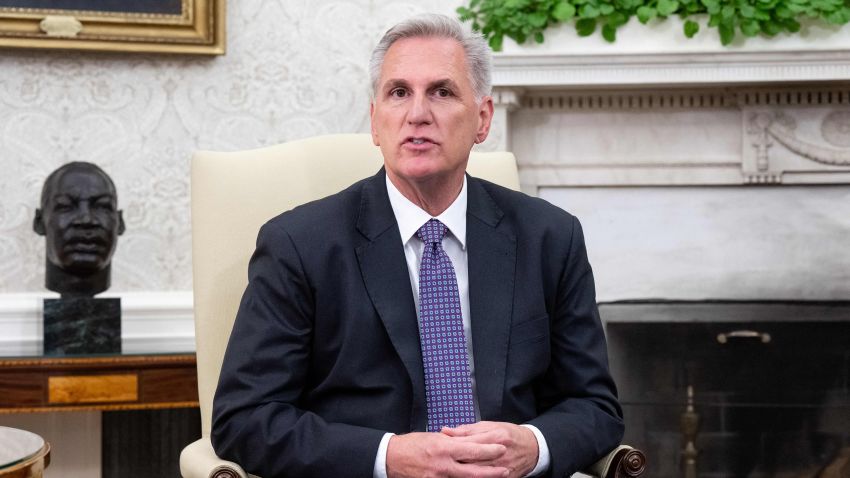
xmin=65 ymin=242 xmax=103 ymax=253
xmin=405 ymin=136 xmax=437 ymax=146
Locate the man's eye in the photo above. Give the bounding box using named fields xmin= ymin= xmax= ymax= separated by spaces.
xmin=390 ymin=89 xmax=407 ymax=98
xmin=435 ymin=88 xmax=451 ymax=97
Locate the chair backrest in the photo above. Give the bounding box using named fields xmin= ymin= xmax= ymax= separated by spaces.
xmin=191 ymin=133 xmax=520 ymax=437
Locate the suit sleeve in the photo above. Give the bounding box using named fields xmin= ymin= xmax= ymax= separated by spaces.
xmin=527 ymin=216 xmax=625 ymax=477
xmin=211 ymin=221 xmax=386 ymax=478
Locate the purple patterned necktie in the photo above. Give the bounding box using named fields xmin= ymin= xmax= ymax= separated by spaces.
xmin=416 ymin=219 xmax=476 ymax=432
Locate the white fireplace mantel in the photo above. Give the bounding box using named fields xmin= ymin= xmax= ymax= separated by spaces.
xmin=478 ymin=23 xmax=850 ymax=302
xmin=492 ymin=19 xmax=850 ymax=88
xmin=476 ymin=21 xmax=850 ymax=190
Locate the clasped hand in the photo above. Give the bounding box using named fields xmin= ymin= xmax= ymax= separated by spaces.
xmin=386 ymin=421 xmax=538 ymax=478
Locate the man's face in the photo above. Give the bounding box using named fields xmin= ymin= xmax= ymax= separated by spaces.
xmin=370 ymin=36 xmax=493 ymax=188
xmin=39 ymin=168 xmax=123 ymax=274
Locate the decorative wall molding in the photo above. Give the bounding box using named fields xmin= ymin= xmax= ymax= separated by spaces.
xmin=0 ymin=291 xmax=194 ymax=356
xmin=743 ymin=107 xmax=850 ymax=184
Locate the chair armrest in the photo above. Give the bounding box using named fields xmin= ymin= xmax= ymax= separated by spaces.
xmin=582 ymin=445 xmax=647 ymax=478
xmin=180 ymin=437 xmax=251 ymax=478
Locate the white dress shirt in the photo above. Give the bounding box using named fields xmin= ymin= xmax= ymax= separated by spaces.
xmin=373 ymin=175 xmax=550 ymax=477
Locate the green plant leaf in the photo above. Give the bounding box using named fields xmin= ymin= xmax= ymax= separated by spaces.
xmin=719 ymin=22 xmax=735 ymax=44
xmin=576 ymin=17 xmax=598 ymax=35
xmin=739 ymin=4 xmax=757 ymax=17
xmin=580 ymin=4 xmax=602 ymax=18
xmin=753 ymin=8 xmax=771 ymax=19
xmin=489 ymin=33 xmax=504 ymax=51
xmin=702 ymin=0 xmax=722 ymax=14
xmin=773 ymin=5 xmax=793 ymax=17
xmin=741 ymin=18 xmax=761 ymax=35
xmin=552 ymin=2 xmax=577 ymax=20
xmin=637 ymin=5 xmax=658 ymax=22
xmin=761 ymin=19 xmax=782 ymax=34
xmin=657 ymin=0 xmax=681 ymax=15
xmin=456 ymin=0 xmax=848 ymax=50
xmin=826 ymin=9 xmax=849 ymax=23
xmin=782 ymin=18 xmax=802 ymax=30
xmin=684 ymin=19 xmax=700 ymax=36
xmin=609 ymin=11 xmax=629 ymax=26
xmin=602 ymin=23 xmax=618 ymax=41
xmin=528 ymin=12 xmax=549 ymax=26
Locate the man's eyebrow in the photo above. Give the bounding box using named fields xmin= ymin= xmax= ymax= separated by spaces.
xmin=382 ymin=78 xmax=462 ymax=92
xmin=382 ymin=79 xmax=410 ymax=91
xmin=430 ymin=79 xmax=460 ymax=90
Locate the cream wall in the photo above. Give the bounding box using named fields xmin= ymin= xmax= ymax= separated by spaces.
xmin=0 ymin=0 xmax=460 ymax=294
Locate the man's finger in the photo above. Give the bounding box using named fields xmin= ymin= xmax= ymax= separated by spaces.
xmin=452 ymin=463 xmax=510 ymax=478
xmin=451 ymin=442 xmax=506 ymax=463
xmin=442 ymin=421 xmax=495 ymax=436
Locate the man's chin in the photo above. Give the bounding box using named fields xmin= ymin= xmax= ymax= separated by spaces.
xmin=58 ymin=255 xmax=108 ymax=274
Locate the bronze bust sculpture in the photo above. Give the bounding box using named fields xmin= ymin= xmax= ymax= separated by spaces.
xmin=33 ymin=161 xmax=125 ymax=297
xmin=34 ymin=162 xmax=125 ymax=355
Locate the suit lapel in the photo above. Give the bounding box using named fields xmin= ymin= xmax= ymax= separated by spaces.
xmin=355 ymin=169 xmax=427 ymax=431
xmin=466 ymin=176 xmax=516 ymax=421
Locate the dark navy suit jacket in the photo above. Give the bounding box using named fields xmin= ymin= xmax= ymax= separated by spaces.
xmin=211 ymin=169 xmax=623 ymax=477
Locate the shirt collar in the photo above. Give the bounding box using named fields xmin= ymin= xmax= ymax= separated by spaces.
xmin=385 ymin=174 xmax=467 ymax=250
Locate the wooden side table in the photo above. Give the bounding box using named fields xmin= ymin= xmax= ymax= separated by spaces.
xmin=0 ymin=427 xmax=51 ymax=478
xmin=0 ymin=353 xmax=198 ymax=412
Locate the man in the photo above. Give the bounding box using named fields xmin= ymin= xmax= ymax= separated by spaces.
xmin=212 ymin=13 xmax=623 ymax=478
xmin=33 ymin=162 xmax=125 ymax=297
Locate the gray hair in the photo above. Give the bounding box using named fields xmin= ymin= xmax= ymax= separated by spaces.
xmin=369 ymin=13 xmax=492 ymax=102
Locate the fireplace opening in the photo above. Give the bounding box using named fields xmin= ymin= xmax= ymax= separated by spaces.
xmin=601 ymin=301 xmax=850 ymax=477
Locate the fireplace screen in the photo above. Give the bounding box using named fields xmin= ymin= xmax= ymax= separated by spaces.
xmin=601 ymin=301 xmax=850 ymax=478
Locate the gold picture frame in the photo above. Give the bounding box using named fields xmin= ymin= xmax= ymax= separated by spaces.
xmin=0 ymin=0 xmax=224 ymax=55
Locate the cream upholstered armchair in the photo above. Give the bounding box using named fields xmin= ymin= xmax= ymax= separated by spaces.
xmin=180 ymin=134 xmax=646 ymax=478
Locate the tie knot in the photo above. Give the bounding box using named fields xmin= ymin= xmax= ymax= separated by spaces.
xmin=416 ymin=219 xmax=447 ymax=245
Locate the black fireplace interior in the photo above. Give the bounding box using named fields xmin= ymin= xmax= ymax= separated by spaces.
xmin=601 ymin=301 xmax=850 ymax=478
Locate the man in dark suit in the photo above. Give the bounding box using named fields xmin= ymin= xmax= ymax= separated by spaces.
xmin=211 ymin=13 xmax=623 ymax=478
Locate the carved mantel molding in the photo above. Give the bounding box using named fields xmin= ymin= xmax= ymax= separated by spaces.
xmin=492 ymin=19 xmax=850 ymax=89
xmin=486 ymin=23 xmax=850 ymax=190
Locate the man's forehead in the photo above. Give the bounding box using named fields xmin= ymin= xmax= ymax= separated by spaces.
xmin=49 ymin=168 xmax=114 ymax=196
xmin=380 ymin=36 xmax=469 ymax=79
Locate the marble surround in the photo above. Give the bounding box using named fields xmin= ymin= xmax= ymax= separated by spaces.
xmin=495 ymin=84 xmax=850 ymax=301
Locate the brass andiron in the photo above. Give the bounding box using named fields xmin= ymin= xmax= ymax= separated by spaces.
xmin=681 ymin=385 xmax=699 ymax=478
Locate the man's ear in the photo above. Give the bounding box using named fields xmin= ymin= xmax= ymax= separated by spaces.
xmin=475 ymin=96 xmax=494 ymax=144
xmin=33 ymin=209 xmax=46 ymax=236
xmin=117 ymin=210 xmax=126 ymax=236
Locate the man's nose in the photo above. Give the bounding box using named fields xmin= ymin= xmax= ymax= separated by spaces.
xmin=406 ymin=93 xmax=432 ymax=125
xmin=72 ymin=202 xmax=95 ymax=225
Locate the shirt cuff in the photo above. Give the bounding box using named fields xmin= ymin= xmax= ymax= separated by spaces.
xmin=373 ymin=432 xmax=395 ymax=478
xmin=521 ymin=424 xmax=550 ymax=477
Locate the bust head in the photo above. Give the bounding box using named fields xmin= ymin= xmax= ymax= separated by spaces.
xmin=33 ymin=162 xmax=125 ymax=296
